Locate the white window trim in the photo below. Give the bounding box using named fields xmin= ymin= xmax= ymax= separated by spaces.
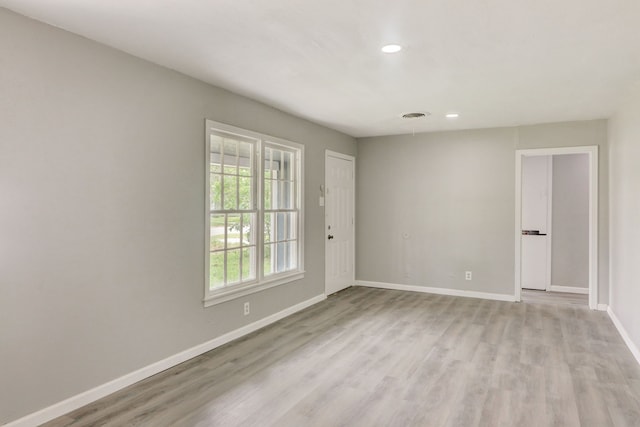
xmin=204 ymin=120 xmax=305 ymax=307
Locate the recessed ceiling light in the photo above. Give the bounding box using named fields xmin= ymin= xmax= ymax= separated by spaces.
xmin=445 ymin=113 xmax=460 ymax=118
xmin=381 ymin=44 xmax=402 ymax=53
xmin=402 ymin=112 xmax=430 ymax=119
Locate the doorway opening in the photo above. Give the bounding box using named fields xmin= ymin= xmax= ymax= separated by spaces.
xmin=514 ymin=146 xmax=598 ymax=309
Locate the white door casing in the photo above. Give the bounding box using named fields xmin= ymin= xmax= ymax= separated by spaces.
xmin=514 ymin=145 xmax=599 ymax=309
xmin=325 ymin=151 xmax=355 ymax=295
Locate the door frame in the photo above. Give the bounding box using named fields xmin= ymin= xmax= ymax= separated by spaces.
xmin=324 ymin=150 xmax=356 ymax=295
xmin=545 ymin=155 xmax=553 ymax=291
xmin=514 ymin=145 xmax=598 ymax=309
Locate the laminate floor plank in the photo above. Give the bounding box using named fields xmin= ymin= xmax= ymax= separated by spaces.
xmin=42 ymin=287 xmax=640 ymax=427
xmin=521 ymin=289 xmax=588 ymax=306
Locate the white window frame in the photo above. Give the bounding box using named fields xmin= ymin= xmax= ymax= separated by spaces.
xmin=204 ymin=120 xmax=305 ymax=306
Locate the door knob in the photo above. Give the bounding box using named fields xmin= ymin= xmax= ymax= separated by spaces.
xmin=328 ymin=235 xmax=334 ymax=240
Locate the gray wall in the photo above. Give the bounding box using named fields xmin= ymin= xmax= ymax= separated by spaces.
xmin=356 ymin=128 xmax=516 ymax=294
xmin=609 ymin=83 xmax=640 ymax=357
xmin=0 ymin=9 xmax=356 ymax=424
xmin=551 ymin=154 xmax=589 ymax=288
xmin=356 ymin=120 xmax=608 ymax=300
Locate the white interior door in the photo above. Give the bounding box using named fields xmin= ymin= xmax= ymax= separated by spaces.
xmin=325 ymin=151 xmax=355 ymax=295
xmin=521 ymin=155 xmax=551 ymax=291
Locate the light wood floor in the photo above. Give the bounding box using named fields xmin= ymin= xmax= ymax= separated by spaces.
xmin=43 ymin=287 xmax=640 ymax=427
xmin=521 ymin=289 xmax=589 ymax=306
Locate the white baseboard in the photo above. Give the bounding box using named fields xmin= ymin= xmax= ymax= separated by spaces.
xmin=4 ymin=294 xmax=326 ymax=427
xmin=597 ymin=304 xmax=609 ymax=312
xmin=607 ymin=307 xmax=640 ymax=367
xmin=355 ymin=280 xmax=516 ymax=302
xmin=549 ymin=285 xmax=589 ymax=294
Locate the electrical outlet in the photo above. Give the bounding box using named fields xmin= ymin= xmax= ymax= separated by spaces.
xmin=465 ymin=271 xmax=472 ymax=281
xmin=243 ymin=302 xmax=250 ymax=316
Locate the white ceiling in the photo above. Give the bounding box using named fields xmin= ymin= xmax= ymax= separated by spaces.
xmin=3 ymin=0 xmax=640 ymax=137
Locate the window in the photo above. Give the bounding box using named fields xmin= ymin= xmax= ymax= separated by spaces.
xmin=205 ymin=120 xmax=304 ymax=306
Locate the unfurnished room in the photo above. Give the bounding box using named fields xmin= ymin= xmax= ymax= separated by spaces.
xmin=1 ymin=1 xmax=640 ymax=426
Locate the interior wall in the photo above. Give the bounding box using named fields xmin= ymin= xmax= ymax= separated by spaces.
xmin=356 ymin=120 xmax=608 ymax=299
xmin=608 ymin=83 xmax=640 ymax=356
xmin=551 ymin=153 xmax=589 ymax=288
xmin=0 ymin=8 xmax=356 ymax=424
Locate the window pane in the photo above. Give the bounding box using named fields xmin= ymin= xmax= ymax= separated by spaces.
xmin=223 ymin=138 xmax=238 ymax=175
xmin=210 ymin=173 xmax=222 ymax=210
xmin=238 ymin=142 xmax=252 ymax=176
xmin=238 ymin=176 xmax=253 ymax=210
xmin=209 ymin=251 xmax=225 ymax=289
xmin=211 ymin=135 xmax=222 ymax=152
xmin=263 ymin=243 xmax=274 ymax=276
xmin=242 ymin=247 xmax=255 ymax=281
xmin=271 ymin=181 xmax=279 ymax=210
xmin=270 ymin=149 xmax=282 ymax=179
xmin=275 ymin=181 xmax=282 ymax=210
xmin=210 ymin=136 xmax=222 ymax=173
xmin=275 ymin=212 xmax=286 ymax=242
xmin=224 ymin=164 xmax=238 ymax=175
xmin=279 ymin=181 xmax=293 ymax=209
xmin=264 ymin=179 xmax=273 ymax=210
xmin=286 ymin=241 xmax=298 ymax=270
xmin=264 ymin=148 xmax=273 ymax=179
xmin=273 ymin=212 xmax=297 ymax=241
xmin=210 ymin=214 xmax=225 ymax=250
xmin=210 ymin=157 xmax=222 ymax=173
xmin=279 ymin=241 xmax=298 ymax=272
xmin=227 ymin=214 xmax=241 ymax=249
xmin=224 ymin=175 xmax=238 ymax=210
xmin=264 ymin=213 xmax=273 ymax=243
xmin=226 ymin=249 xmax=241 ymax=284
xmin=270 ymin=241 xmax=298 ymax=273
xmin=275 ymin=242 xmax=287 ymax=273
xmin=242 ymin=213 xmax=255 ymax=246
xmin=287 ymin=212 xmax=297 ymax=240
xmin=282 ymin=151 xmax=294 ymax=181
xmin=264 ymin=147 xmax=271 ymax=179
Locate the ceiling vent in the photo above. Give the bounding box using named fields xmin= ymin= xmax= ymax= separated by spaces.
xmin=402 ymin=112 xmax=430 ymax=119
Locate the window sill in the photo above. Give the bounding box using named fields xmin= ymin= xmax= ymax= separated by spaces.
xmin=203 ymin=271 xmax=305 ymax=307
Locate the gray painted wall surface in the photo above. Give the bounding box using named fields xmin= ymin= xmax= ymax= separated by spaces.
xmin=357 ymin=120 xmax=609 ymax=301
xmin=551 ymin=154 xmax=589 ymax=288
xmin=0 ymin=9 xmax=356 ymax=424
xmin=609 ymin=83 xmax=640 ymax=359
xmin=356 ymin=128 xmax=516 ymax=294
